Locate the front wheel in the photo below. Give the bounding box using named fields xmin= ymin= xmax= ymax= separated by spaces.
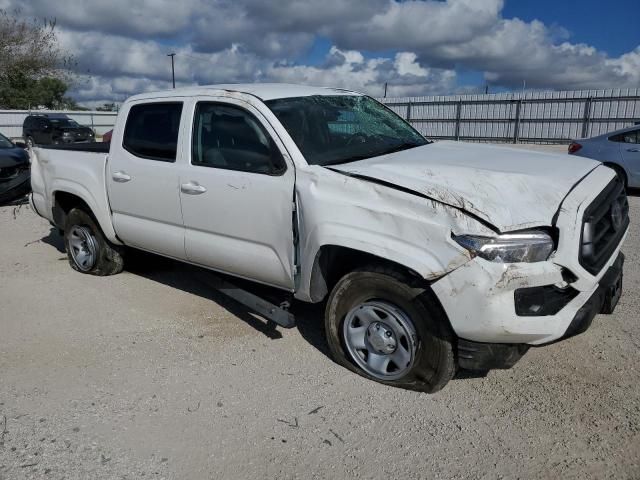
xmin=64 ymin=208 xmax=124 ymax=276
xmin=325 ymin=266 xmax=456 ymax=393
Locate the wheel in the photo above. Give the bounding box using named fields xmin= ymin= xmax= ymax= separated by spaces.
xmin=325 ymin=266 xmax=456 ymax=393
xmin=63 ymin=208 xmax=124 ymax=276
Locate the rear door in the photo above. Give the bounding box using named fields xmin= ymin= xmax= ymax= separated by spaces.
xmin=179 ymin=97 xmax=296 ymax=289
xmin=107 ymin=101 xmax=187 ymax=259
xmin=616 ymin=128 xmax=640 ymax=186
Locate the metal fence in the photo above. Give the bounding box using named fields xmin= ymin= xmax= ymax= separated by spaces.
xmin=0 ymin=110 xmax=118 ymax=140
xmin=379 ymin=88 xmax=640 ymax=144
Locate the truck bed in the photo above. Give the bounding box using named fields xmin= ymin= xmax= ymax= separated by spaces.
xmin=29 ymin=145 xmax=120 ymax=244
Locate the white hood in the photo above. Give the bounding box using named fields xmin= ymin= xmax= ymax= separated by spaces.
xmin=331 ymin=141 xmax=601 ymax=232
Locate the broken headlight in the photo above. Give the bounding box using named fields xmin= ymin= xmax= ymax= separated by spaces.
xmin=453 ymin=231 xmax=554 ymax=263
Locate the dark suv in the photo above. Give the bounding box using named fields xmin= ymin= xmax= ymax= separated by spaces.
xmin=23 ymin=114 xmax=95 ymax=147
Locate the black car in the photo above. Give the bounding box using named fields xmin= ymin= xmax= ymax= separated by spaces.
xmin=0 ymin=133 xmax=30 ymax=205
xmin=22 ymin=114 xmax=95 ymax=147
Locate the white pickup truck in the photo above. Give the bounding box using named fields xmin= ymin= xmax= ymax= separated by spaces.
xmin=30 ymin=84 xmax=629 ymax=392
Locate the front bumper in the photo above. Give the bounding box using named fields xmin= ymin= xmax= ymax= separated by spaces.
xmin=0 ymin=170 xmax=31 ymax=203
xmin=456 ymin=253 xmax=624 ymax=370
xmin=432 ymin=166 xmax=627 ymax=348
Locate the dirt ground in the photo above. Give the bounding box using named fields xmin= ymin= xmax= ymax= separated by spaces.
xmin=1 ymin=174 xmax=639 ymax=479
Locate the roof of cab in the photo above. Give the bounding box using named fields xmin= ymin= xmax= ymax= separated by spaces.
xmin=126 ymin=83 xmax=362 ymax=103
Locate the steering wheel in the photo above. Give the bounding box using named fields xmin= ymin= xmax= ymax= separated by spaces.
xmin=346 ymin=133 xmax=368 ymax=146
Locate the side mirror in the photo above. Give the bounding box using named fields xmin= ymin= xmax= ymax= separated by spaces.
xmin=14 ymin=141 xmax=27 ymax=149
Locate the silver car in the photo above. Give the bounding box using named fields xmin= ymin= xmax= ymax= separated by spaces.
xmin=569 ymin=125 xmax=640 ymax=188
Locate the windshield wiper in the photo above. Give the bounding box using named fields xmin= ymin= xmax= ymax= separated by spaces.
xmin=377 ymin=141 xmax=426 ymax=156
xmin=322 ymin=142 xmax=426 ymax=166
xmin=321 ymin=152 xmax=382 ymax=166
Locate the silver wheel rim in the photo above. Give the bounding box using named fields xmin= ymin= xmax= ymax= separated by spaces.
xmin=342 ymin=300 xmax=418 ymax=380
xmin=68 ymin=225 xmax=98 ymax=271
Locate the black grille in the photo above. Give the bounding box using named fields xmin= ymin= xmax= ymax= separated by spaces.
xmin=0 ymin=165 xmax=28 ymax=182
xmin=579 ymin=177 xmax=629 ymax=275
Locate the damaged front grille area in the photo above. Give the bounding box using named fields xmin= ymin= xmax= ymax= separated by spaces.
xmin=580 ymin=176 xmax=629 ymax=275
xmin=0 ymin=165 xmax=28 ymax=182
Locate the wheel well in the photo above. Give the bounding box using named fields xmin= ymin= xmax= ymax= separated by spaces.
xmin=309 ymin=245 xmax=424 ymax=302
xmin=603 ymin=163 xmax=628 ymax=187
xmin=52 ymin=191 xmax=92 ymax=229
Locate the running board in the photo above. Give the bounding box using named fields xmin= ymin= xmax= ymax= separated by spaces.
xmin=206 ymin=275 xmax=295 ymax=329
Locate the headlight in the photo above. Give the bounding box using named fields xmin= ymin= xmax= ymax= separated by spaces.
xmin=453 ymin=230 xmax=554 ymax=263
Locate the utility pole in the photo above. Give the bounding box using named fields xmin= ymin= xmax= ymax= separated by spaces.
xmin=167 ymin=53 xmax=176 ymax=88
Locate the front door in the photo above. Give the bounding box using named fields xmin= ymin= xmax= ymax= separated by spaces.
xmin=180 ymin=99 xmax=296 ymax=290
xmin=107 ymin=101 xmax=187 ymax=259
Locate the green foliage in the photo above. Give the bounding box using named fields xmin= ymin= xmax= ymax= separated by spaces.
xmin=0 ymin=75 xmax=80 ymax=109
xmin=0 ymin=9 xmax=77 ymax=109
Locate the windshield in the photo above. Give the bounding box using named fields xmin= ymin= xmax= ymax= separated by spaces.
xmin=266 ymin=95 xmax=428 ymax=166
xmin=49 ymin=118 xmax=80 ymax=128
xmin=0 ymin=133 xmax=14 ymax=148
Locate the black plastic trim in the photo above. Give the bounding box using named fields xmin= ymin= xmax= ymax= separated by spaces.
xmin=514 ymin=285 xmax=579 ymax=316
xmin=458 ymin=339 xmax=529 ymax=371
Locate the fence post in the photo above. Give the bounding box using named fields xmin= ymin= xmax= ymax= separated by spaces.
xmin=581 ymin=97 xmax=592 ymax=138
xmin=406 ymin=102 xmax=412 ymax=122
xmin=513 ymin=99 xmax=522 ymax=144
xmin=454 ymin=100 xmax=462 ymax=140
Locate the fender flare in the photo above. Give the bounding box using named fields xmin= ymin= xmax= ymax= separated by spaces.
xmin=51 ymin=179 xmax=122 ymax=245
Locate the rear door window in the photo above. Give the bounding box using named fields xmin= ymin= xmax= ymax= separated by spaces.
xmin=610 ymin=129 xmax=639 ymax=144
xmin=123 ymin=102 xmax=183 ymax=162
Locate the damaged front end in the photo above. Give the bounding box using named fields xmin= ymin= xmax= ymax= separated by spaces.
xmin=0 ymin=144 xmax=31 ymax=205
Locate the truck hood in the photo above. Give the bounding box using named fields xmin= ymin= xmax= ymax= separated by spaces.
xmin=330 ymin=141 xmax=600 ymax=232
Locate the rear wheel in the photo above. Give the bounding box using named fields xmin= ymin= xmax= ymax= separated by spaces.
xmin=325 ymin=266 xmax=456 ymax=393
xmin=64 ymin=208 xmax=124 ymax=276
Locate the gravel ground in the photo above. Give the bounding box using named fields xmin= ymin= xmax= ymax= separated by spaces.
xmin=1 ymin=180 xmax=639 ymax=478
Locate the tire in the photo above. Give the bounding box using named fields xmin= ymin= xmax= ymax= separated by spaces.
xmin=63 ymin=208 xmax=124 ymax=276
xmin=325 ymin=265 xmax=456 ymax=393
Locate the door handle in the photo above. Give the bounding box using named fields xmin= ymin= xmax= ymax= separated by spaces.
xmin=626 ymin=148 xmax=639 ymax=152
xmin=181 ymin=182 xmax=207 ymax=195
xmin=112 ymin=171 xmax=131 ymax=183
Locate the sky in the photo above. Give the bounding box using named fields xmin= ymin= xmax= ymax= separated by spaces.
xmin=3 ymin=0 xmax=639 ymax=106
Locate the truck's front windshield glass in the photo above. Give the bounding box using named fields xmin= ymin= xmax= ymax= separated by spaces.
xmin=49 ymin=118 xmax=80 ymax=128
xmin=266 ymin=95 xmax=428 ymax=166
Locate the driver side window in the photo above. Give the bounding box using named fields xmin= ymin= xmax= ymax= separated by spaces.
xmin=192 ymin=102 xmax=286 ymax=175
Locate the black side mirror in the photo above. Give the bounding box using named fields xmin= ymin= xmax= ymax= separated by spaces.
xmin=14 ymin=141 xmax=27 ymax=149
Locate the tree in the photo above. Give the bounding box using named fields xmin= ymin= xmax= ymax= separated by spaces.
xmin=0 ymin=9 xmax=76 ymax=109
xmin=96 ymin=103 xmax=118 ymax=112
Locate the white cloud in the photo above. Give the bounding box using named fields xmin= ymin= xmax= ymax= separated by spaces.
xmin=2 ymin=0 xmax=638 ymax=102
